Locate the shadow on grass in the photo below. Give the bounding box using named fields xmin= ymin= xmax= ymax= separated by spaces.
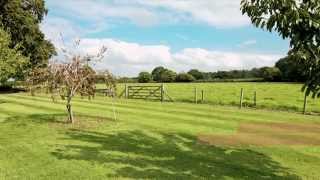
xmin=52 ymin=129 xmax=300 ymax=179
xmin=2 ymin=113 xmax=113 ymax=131
xmin=0 ymin=87 xmax=25 ymax=94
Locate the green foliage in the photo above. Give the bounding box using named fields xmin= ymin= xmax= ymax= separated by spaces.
xmin=260 ymin=67 xmax=282 ymax=82
xmin=138 ymin=72 xmax=152 ymax=83
xmin=276 ymin=56 xmax=308 ymax=82
xmin=0 ymin=27 xmax=28 ymax=85
xmin=151 ymin=66 xmax=165 ymax=82
xmin=0 ymin=0 xmax=55 ymax=70
xmin=151 ymin=66 xmax=177 ymax=82
xmin=241 ymin=0 xmax=320 ymax=97
xmin=188 ymin=69 xmax=204 ymax=80
xmin=208 ymin=69 xmax=262 ymax=80
xmin=159 ymin=69 xmax=177 ymax=83
xmin=176 ymin=73 xmax=195 ymax=82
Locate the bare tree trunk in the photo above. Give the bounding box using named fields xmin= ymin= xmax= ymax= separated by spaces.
xmin=66 ymin=95 xmax=74 ymax=124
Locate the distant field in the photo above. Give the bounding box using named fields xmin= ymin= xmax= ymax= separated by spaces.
xmin=97 ymin=82 xmax=320 ymax=113
xmin=0 ymin=93 xmax=320 ymax=179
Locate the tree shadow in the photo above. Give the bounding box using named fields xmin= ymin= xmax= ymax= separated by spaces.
xmin=52 ymin=129 xmax=300 ymax=179
xmin=0 ymin=99 xmax=6 ymax=104
xmin=0 ymin=87 xmax=25 ymax=94
xmin=1 ymin=113 xmax=67 ymax=124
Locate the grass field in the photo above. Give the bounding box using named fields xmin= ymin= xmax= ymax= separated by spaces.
xmin=0 ymin=92 xmax=320 ymax=179
xmin=103 ymin=82 xmax=320 ymax=113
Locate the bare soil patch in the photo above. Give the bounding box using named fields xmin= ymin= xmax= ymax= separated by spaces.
xmin=48 ymin=115 xmax=113 ymax=130
xmin=199 ymin=122 xmax=320 ymax=146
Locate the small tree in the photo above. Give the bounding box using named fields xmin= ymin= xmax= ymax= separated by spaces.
xmin=138 ymin=72 xmax=152 ymax=83
xmin=48 ymin=56 xmax=101 ymax=123
xmin=28 ymin=41 xmax=107 ymax=123
xmin=97 ymin=70 xmax=117 ymax=97
xmin=26 ymin=67 xmax=49 ymax=96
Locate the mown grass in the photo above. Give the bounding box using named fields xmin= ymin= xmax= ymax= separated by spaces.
xmin=100 ymin=82 xmax=320 ymax=113
xmin=0 ymin=93 xmax=320 ymax=179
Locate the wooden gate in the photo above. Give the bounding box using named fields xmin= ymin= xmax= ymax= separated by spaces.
xmin=125 ymin=85 xmax=164 ymax=101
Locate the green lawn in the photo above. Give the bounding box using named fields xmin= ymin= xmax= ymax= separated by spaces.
xmin=101 ymin=82 xmax=320 ymax=113
xmin=0 ymin=93 xmax=320 ymax=179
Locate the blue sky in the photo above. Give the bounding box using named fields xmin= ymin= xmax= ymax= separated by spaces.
xmin=42 ymin=0 xmax=289 ymax=76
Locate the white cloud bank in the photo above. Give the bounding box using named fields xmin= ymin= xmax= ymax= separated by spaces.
xmin=70 ymin=39 xmax=281 ymax=76
xmin=47 ymin=0 xmax=249 ymax=28
xmin=43 ymin=0 xmax=282 ymax=76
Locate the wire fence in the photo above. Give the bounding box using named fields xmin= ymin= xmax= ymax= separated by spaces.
xmin=112 ymin=83 xmax=320 ymax=115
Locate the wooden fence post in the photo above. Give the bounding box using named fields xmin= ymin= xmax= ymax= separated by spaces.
xmin=125 ymin=84 xmax=128 ymax=99
xmin=303 ymin=94 xmax=307 ymax=114
xmin=240 ymin=88 xmax=244 ymax=109
xmin=201 ymin=90 xmax=204 ymax=103
xmin=254 ymin=91 xmax=257 ymax=107
xmin=194 ymin=87 xmax=198 ymax=104
xmin=161 ymin=83 xmax=164 ymax=102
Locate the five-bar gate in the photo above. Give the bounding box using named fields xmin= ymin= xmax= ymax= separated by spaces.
xmin=125 ymin=84 xmax=164 ymax=101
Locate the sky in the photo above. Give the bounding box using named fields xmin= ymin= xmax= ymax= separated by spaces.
xmin=41 ymin=0 xmax=290 ymax=77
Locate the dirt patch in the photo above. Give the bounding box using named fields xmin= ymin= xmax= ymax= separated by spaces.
xmin=48 ymin=115 xmax=113 ymax=130
xmin=199 ymin=122 xmax=320 ymax=146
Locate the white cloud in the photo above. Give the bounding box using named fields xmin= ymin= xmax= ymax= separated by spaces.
xmin=41 ymin=17 xmax=83 ymax=47
xmin=47 ymin=0 xmax=249 ymax=28
xmin=134 ymin=0 xmax=250 ymax=27
xmin=47 ymin=0 xmax=159 ymax=27
xmin=43 ymin=1 xmax=282 ymax=77
xmin=52 ymin=38 xmax=281 ymax=76
xmin=237 ymin=40 xmax=257 ymax=48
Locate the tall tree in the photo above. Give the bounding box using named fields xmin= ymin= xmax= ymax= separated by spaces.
xmin=138 ymin=72 xmax=152 ymax=83
xmin=276 ymin=56 xmax=308 ymax=82
xmin=0 ymin=0 xmax=55 ymax=70
xmin=176 ymin=73 xmax=195 ymax=82
xmin=188 ymin=69 xmax=204 ymax=80
xmin=241 ymin=0 xmax=320 ymax=97
xmin=151 ymin=66 xmax=165 ymax=82
xmin=0 ymin=27 xmax=28 ymax=85
xmin=159 ymin=69 xmax=177 ymax=83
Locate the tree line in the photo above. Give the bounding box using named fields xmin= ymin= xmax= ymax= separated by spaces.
xmin=136 ymin=56 xmax=306 ymax=83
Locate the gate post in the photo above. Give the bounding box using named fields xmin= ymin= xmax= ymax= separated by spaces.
xmin=240 ymin=88 xmax=244 ymax=109
xmin=194 ymin=87 xmax=198 ymax=104
xmin=125 ymin=84 xmax=128 ymax=99
xmin=161 ymin=83 xmax=164 ymax=102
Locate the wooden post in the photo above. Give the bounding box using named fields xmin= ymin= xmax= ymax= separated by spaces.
xmin=201 ymin=90 xmax=204 ymax=103
xmin=161 ymin=83 xmax=164 ymax=102
xmin=303 ymin=94 xmax=307 ymax=114
xmin=254 ymin=91 xmax=257 ymax=107
xmin=194 ymin=87 xmax=198 ymax=104
xmin=125 ymin=84 xmax=128 ymax=99
xmin=240 ymin=88 xmax=244 ymax=109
